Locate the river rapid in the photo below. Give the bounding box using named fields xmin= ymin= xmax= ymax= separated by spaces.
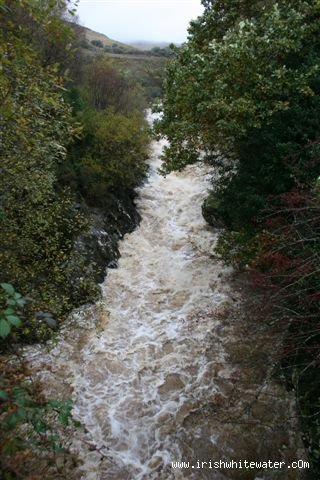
xmin=26 ymin=114 xmax=304 ymax=480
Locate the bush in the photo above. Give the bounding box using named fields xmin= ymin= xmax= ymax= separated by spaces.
xmin=91 ymin=39 xmax=103 ymax=48
xmin=67 ymin=108 xmax=149 ymax=207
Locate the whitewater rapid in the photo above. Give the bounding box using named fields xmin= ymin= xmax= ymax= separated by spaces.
xmin=26 ymin=115 xmax=302 ymax=480
xmin=69 ymin=128 xmax=232 ymax=478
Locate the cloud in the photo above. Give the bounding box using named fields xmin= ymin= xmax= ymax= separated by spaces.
xmin=76 ymin=0 xmax=204 ymax=43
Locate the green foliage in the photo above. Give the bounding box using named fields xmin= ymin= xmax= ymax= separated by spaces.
xmin=59 ymin=56 xmax=150 ymax=208
xmin=0 ymin=285 xmax=26 ymax=339
xmin=156 ymin=0 xmax=320 ymax=227
xmin=0 ymin=286 xmax=77 ymax=477
xmin=1 ymin=384 xmax=73 ymax=438
xmin=3 ymin=0 xmax=79 ymax=72
xmin=157 ymin=0 xmax=320 ymax=473
xmin=81 ymin=46 xmax=168 ymax=102
xmin=0 ymin=0 xmax=99 ymax=340
xmin=215 ymin=229 xmax=261 ymax=269
xmin=91 ymin=39 xmax=104 ymax=48
xmin=117 ymin=55 xmax=168 ymax=102
xmin=0 ymin=369 xmax=76 ymax=474
xmin=150 ymin=46 xmax=174 ymax=58
xmin=103 ymin=43 xmax=173 ymax=58
xmin=75 ymin=109 xmax=149 ymax=204
xmin=81 ymin=56 xmax=147 ymax=112
xmin=0 ymin=1 xmax=151 ymax=474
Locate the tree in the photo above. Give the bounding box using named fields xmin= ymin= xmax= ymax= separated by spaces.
xmin=156 ymin=0 xmax=320 ymax=473
xmin=156 ymin=0 xmax=320 ymax=221
xmin=76 ymin=109 xmax=149 ymax=205
xmin=82 ymin=56 xmax=146 ymax=113
xmin=58 ymin=55 xmax=149 ymax=208
xmin=0 ymin=0 xmax=97 ymax=338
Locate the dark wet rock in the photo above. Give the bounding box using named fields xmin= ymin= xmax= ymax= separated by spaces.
xmin=35 ymin=311 xmax=57 ymax=329
xmin=76 ymin=190 xmax=141 ymax=283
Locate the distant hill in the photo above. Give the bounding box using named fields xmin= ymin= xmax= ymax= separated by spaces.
xmin=71 ymin=23 xmax=176 ymax=60
xmin=71 ymin=24 xmax=180 ymax=53
xmin=74 ymin=24 xmax=135 ymax=51
xmin=67 ymin=23 xmax=169 ymax=101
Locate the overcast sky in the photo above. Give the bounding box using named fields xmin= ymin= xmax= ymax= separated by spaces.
xmin=76 ymin=0 xmax=204 ymax=44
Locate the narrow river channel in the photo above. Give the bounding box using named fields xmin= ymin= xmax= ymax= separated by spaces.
xmin=26 ymin=114 xmax=303 ymax=480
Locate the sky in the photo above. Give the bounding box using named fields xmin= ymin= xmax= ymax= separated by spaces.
xmin=75 ymin=0 xmax=204 ymax=44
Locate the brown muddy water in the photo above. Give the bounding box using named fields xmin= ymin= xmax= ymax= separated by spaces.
xmin=25 ymin=114 xmax=305 ymax=480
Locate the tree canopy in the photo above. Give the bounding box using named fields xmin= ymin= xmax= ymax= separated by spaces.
xmin=0 ymin=0 xmax=150 ymax=340
xmin=155 ymin=0 xmax=320 ymax=473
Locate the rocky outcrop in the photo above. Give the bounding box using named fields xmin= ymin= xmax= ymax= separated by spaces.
xmin=76 ymin=189 xmax=141 ymax=284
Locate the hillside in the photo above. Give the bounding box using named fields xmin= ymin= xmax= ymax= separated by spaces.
xmin=70 ymin=24 xmax=171 ymax=102
xmin=77 ymin=24 xmax=135 ymax=50
xmin=72 ymin=23 xmax=176 ymax=59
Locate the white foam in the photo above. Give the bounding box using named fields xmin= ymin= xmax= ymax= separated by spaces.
xmin=25 ymin=114 xmax=234 ymax=479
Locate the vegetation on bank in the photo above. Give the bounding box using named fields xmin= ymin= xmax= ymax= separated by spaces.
xmin=155 ymin=0 xmax=320 ymax=475
xmin=0 ymin=0 xmax=159 ymax=475
xmin=0 ymin=0 xmax=152 ymax=344
xmin=87 ymin=39 xmax=174 ymax=58
xmin=71 ymin=24 xmax=170 ymax=103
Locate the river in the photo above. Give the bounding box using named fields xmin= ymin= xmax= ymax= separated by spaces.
xmin=26 ymin=114 xmax=303 ymax=479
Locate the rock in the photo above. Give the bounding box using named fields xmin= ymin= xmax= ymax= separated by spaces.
xmin=75 ymin=189 xmax=141 ymax=284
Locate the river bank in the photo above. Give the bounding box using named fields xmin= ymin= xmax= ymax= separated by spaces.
xmin=19 ymin=128 xmax=306 ymax=479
